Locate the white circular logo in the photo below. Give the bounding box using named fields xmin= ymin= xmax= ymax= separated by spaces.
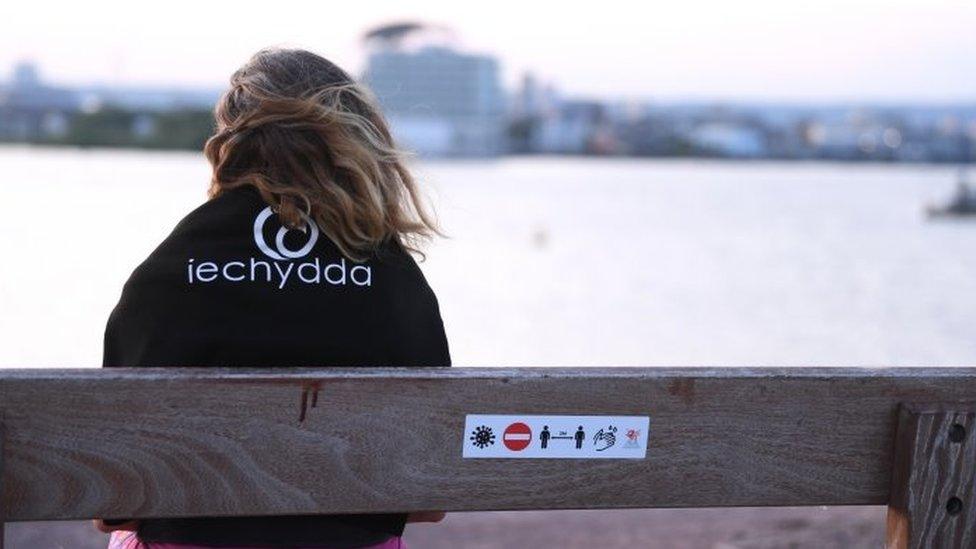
xmin=253 ymin=206 xmax=320 ymax=261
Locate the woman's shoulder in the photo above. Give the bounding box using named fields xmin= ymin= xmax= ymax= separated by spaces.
xmin=170 ymin=186 xmax=264 ymax=240
xmin=370 ymin=240 xmax=437 ymax=290
xmin=117 ymin=187 xmax=261 ymax=289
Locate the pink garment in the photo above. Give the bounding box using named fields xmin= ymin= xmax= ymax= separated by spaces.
xmin=108 ymin=530 xmax=406 ymax=549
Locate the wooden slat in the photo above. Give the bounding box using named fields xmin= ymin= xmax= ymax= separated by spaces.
xmin=0 ymin=367 xmax=975 ymax=521
xmin=886 ymin=404 xmax=976 ymax=548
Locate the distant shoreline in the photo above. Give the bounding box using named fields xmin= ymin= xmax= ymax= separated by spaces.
xmin=1 ymin=141 xmax=972 ymax=167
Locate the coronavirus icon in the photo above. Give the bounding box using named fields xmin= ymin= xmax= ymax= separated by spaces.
xmin=470 ymin=425 xmax=495 ymax=449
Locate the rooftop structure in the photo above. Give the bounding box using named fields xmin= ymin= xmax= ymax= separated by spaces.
xmin=362 ymin=23 xmax=504 ymax=157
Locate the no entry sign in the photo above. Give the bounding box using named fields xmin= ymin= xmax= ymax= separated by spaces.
xmin=503 ymin=422 xmax=532 ymax=451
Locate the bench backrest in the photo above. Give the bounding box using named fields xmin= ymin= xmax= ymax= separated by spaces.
xmin=0 ymin=367 xmax=973 ymax=523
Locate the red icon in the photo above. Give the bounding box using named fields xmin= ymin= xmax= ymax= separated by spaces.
xmin=503 ymin=422 xmax=532 ymax=451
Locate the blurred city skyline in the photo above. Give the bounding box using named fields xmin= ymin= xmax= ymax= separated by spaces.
xmin=2 ymin=0 xmax=975 ymax=103
xmin=2 ymin=29 xmax=974 ymax=162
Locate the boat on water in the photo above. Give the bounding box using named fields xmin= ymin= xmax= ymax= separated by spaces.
xmin=927 ymin=170 xmax=976 ymax=218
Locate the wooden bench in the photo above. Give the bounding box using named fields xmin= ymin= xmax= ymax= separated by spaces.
xmin=0 ymin=367 xmax=973 ymax=548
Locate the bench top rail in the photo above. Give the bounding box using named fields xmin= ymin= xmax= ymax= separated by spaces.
xmin=0 ymin=367 xmax=974 ymax=521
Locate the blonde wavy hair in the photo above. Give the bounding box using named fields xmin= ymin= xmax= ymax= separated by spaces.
xmin=204 ymin=48 xmax=439 ymax=260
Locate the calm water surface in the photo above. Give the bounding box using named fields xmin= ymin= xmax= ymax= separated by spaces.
xmin=1 ymin=146 xmax=973 ymax=367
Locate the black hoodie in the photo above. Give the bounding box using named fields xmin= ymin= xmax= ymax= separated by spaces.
xmin=103 ymin=185 xmax=450 ymax=547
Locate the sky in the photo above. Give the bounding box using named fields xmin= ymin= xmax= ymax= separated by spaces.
xmin=2 ymin=0 xmax=974 ymax=103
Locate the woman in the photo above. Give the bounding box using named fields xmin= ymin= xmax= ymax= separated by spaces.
xmin=97 ymin=48 xmax=450 ymax=549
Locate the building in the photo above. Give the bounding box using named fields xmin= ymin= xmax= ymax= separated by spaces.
xmin=688 ymin=123 xmax=766 ymax=158
xmin=0 ymin=61 xmax=221 ymax=144
xmin=362 ymin=23 xmax=504 ymax=157
xmin=0 ymin=62 xmax=81 ymax=140
xmin=533 ymin=100 xmax=609 ymax=154
xmin=76 ymin=85 xmax=221 ymax=112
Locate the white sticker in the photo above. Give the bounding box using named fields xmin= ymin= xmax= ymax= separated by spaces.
xmin=462 ymin=415 xmax=650 ymax=459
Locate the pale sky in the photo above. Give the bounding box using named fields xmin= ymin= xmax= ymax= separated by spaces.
xmin=2 ymin=0 xmax=974 ymax=102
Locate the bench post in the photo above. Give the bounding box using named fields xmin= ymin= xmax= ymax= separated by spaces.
xmin=886 ymin=403 xmax=976 ymax=548
xmin=1 ymin=423 xmax=4 ymax=549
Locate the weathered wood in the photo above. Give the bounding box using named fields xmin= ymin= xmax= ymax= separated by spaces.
xmin=886 ymin=403 xmax=976 ymax=549
xmin=0 ymin=421 xmax=5 ymax=549
xmin=0 ymin=367 xmax=974 ymax=521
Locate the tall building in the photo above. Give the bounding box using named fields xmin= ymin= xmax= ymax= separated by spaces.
xmin=362 ymin=23 xmax=504 ymax=157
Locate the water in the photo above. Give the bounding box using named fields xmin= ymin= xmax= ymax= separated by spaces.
xmin=1 ymin=146 xmax=973 ymax=367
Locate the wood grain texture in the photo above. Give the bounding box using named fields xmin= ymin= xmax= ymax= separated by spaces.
xmin=0 ymin=367 xmax=975 ymax=522
xmin=886 ymin=403 xmax=976 ymax=549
